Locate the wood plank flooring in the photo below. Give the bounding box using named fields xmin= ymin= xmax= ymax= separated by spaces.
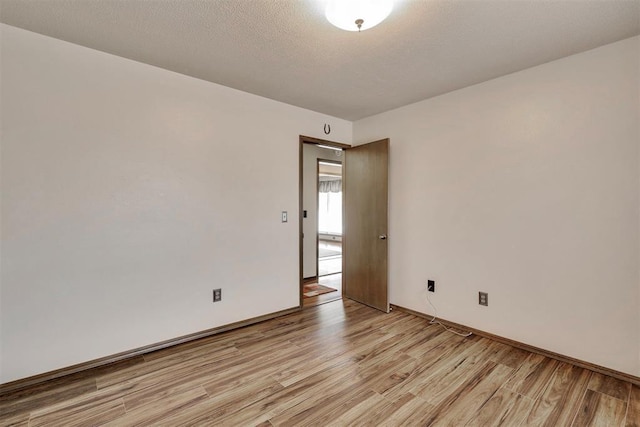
xmin=303 ymin=273 xmax=342 ymax=307
xmin=1 ymin=298 xmax=637 ymax=426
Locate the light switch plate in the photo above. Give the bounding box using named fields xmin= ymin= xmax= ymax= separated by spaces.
xmin=282 ymin=211 xmax=288 ymax=222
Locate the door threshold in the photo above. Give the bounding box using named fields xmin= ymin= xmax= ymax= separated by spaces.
xmin=303 ymin=296 xmax=342 ymax=308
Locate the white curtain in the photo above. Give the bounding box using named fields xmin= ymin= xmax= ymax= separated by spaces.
xmin=318 ymin=180 xmax=342 ymax=234
xmin=318 ymin=179 xmax=342 ymax=193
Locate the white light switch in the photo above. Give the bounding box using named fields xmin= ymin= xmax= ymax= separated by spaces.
xmin=282 ymin=211 xmax=288 ymax=223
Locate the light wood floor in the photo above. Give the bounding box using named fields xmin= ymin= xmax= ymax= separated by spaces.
xmin=318 ymin=239 xmax=342 ymax=278
xmin=1 ymin=299 xmax=638 ymax=426
xmin=304 ymin=239 xmax=343 ymax=307
xmin=303 ymin=273 xmax=342 ymax=307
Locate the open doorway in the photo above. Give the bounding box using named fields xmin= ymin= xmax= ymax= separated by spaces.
xmin=317 ymin=160 xmax=342 ymax=276
xmin=300 ymin=135 xmax=390 ymax=312
xmin=308 ymin=160 xmax=343 ymax=305
xmin=300 ymin=137 xmax=348 ymax=307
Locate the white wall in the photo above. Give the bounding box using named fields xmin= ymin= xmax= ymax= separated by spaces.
xmin=0 ymin=46 xmax=3 ymax=380
xmin=302 ymin=144 xmax=344 ymax=278
xmin=0 ymin=24 xmax=351 ymax=383
xmin=354 ymin=36 xmax=640 ymax=376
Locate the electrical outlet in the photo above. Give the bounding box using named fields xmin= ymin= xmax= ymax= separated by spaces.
xmin=213 ymin=288 xmax=222 ymax=302
xmin=427 ymin=280 xmax=435 ymax=292
xmin=478 ymin=292 xmax=488 ymax=306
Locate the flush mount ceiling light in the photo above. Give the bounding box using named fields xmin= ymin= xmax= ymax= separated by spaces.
xmin=325 ymin=0 xmax=394 ymax=32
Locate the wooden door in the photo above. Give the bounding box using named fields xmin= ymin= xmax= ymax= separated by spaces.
xmin=343 ymin=139 xmax=389 ymax=312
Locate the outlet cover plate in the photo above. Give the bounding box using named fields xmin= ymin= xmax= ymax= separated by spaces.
xmin=479 ymin=292 xmax=488 ymax=306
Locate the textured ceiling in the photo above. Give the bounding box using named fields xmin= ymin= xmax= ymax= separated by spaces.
xmin=1 ymin=0 xmax=639 ymax=121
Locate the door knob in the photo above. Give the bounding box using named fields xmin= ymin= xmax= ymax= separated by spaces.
xmin=379 ymin=235 xmax=387 ymax=240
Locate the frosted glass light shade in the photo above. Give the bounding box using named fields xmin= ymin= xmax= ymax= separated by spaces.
xmin=325 ymin=0 xmax=393 ymax=32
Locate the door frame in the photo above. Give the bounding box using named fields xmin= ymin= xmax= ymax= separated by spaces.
xmin=299 ymin=135 xmax=351 ymax=308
